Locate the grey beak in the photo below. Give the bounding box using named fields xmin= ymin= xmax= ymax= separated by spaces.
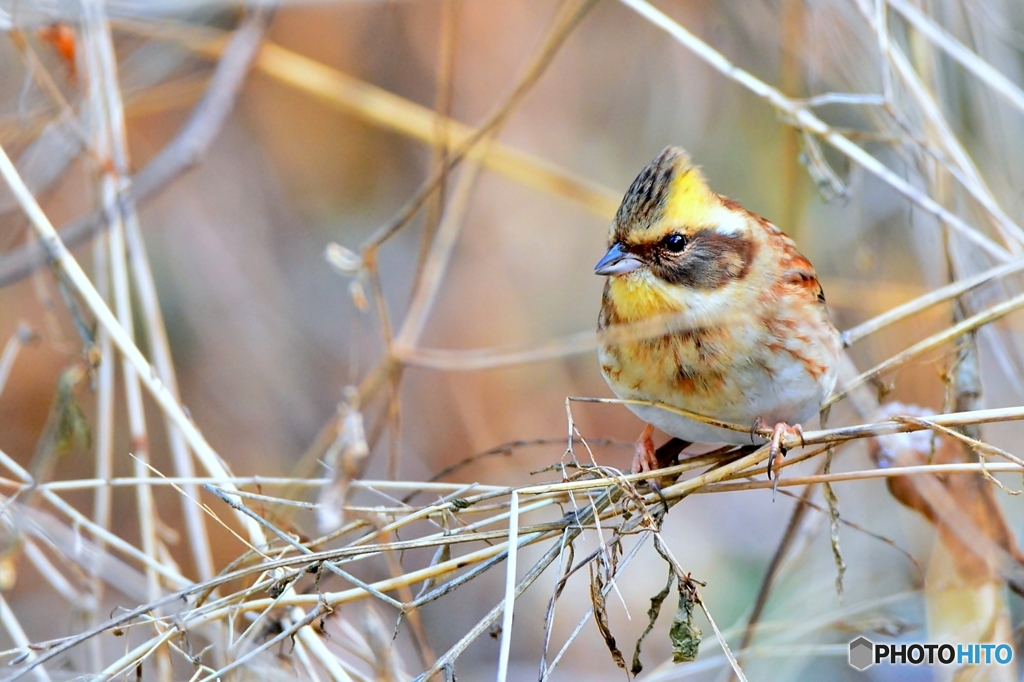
xmin=594 ymin=242 xmax=642 ymax=276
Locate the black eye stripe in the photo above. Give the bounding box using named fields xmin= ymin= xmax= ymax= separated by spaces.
xmin=652 ymin=231 xmax=757 ymax=289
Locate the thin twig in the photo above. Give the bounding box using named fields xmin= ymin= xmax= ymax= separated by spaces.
xmin=0 ymin=11 xmax=269 ymax=288
xmin=619 ymin=0 xmax=1015 ymax=262
xmin=829 ymin=290 xmax=1024 ymax=408
xmin=841 ymin=258 xmax=1024 ymax=347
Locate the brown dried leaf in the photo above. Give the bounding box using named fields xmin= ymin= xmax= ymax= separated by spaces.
xmin=316 ymin=387 xmax=371 ymax=531
xmin=0 ymin=556 xmax=16 ymax=591
xmin=631 ymin=566 xmax=674 ymax=675
xmin=589 ymin=562 xmax=627 ymax=670
xmin=869 ymin=403 xmax=1024 ymax=591
xmin=823 ymin=447 xmax=846 ymax=600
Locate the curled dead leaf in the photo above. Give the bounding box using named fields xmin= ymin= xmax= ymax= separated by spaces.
xmin=868 ymin=402 xmax=1024 ymax=592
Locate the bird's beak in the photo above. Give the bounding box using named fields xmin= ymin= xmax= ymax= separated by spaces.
xmin=594 ymin=242 xmax=642 ymax=276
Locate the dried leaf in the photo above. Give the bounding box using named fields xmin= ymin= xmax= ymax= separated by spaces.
xmin=53 ymin=364 xmax=92 ymax=456
xmin=631 ymin=566 xmax=674 ymax=674
xmin=949 ymin=306 xmax=981 ymax=439
xmin=869 ymin=403 xmax=1024 ymax=592
xmin=0 ymin=555 xmax=15 ymax=591
xmin=349 ymin=278 xmax=369 ymax=312
xmin=415 ymin=543 xmax=453 ymax=600
xmin=670 ymin=580 xmax=702 ymax=663
xmin=15 ymin=363 xmax=92 ymax=529
xmin=316 ymin=387 xmax=370 ymax=531
xmin=589 ymin=562 xmax=626 ymax=670
xmin=823 ymin=447 xmax=846 ymax=600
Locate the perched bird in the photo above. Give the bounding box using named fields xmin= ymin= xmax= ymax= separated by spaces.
xmin=595 ymin=146 xmax=840 ymax=483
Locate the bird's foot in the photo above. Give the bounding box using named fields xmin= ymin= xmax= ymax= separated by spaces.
xmin=631 ymin=424 xmax=657 ymax=475
xmin=753 ymin=419 xmax=805 ymax=498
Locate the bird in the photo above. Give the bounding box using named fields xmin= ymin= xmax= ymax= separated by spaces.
xmin=595 ymin=146 xmax=840 ymax=487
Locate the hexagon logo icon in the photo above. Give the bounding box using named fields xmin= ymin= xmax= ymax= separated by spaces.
xmin=849 ymin=637 xmax=874 ymax=670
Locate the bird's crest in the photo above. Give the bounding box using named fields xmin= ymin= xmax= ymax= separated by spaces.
xmin=614 ymin=147 xmax=718 ymax=240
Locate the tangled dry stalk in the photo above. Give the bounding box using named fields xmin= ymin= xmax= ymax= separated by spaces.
xmin=1 ymin=1 xmax=1024 ymax=680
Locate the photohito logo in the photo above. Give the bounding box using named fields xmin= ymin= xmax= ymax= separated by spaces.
xmin=848 ymin=637 xmax=1013 ymax=670
xmin=849 ymin=637 xmax=873 ymax=670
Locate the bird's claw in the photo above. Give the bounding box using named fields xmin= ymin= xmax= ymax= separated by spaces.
xmin=631 ymin=423 xmax=670 ymax=510
xmin=762 ymin=421 xmax=804 ymax=499
xmin=750 ymin=417 xmax=764 ymax=445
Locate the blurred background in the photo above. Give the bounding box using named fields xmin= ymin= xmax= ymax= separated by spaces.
xmin=1 ymin=0 xmax=1024 ymax=680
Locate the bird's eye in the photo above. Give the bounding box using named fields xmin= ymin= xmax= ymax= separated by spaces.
xmin=663 ymin=233 xmax=687 ymax=253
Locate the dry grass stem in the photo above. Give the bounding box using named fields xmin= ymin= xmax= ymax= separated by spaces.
xmin=621 ymin=0 xmax=1017 ymax=261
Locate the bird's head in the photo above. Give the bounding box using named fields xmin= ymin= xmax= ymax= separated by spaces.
xmin=595 ymin=146 xmax=761 ymax=322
